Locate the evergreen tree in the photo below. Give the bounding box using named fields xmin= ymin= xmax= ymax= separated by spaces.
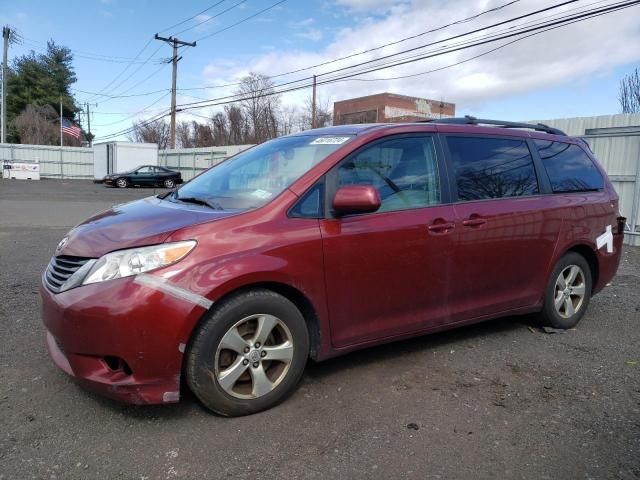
xmin=6 ymin=41 xmax=79 ymax=143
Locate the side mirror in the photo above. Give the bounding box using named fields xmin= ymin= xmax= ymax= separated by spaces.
xmin=332 ymin=185 xmax=381 ymax=216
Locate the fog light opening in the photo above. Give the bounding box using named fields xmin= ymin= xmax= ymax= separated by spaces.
xmin=103 ymin=356 xmax=133 ymax=376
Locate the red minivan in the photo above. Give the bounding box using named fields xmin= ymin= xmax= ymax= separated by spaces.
xmin=40 ymin=117 xmax=624 ymax=416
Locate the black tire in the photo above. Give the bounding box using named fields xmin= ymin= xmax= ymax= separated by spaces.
xmin=164 ymin=178 xmax=175 ymax=189
xmin=115 ymin=177 xmax=128 ymax=188
xmin=185 ymin=289 xmax=309 ymax=416
xmin=539 ymin=252 xmax=592 ymax=329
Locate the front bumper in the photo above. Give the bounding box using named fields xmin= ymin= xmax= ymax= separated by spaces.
xmin=40 ymin=274 xmax=206 ymax=405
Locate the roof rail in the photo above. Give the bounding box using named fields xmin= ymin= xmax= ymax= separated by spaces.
xmin=421 ymin=115 xmax=567 ymax=136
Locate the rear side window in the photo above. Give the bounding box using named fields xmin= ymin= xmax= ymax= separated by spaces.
xmin=534 ymin=140 xmax=604 ymax=193
xmin=446 ymin=136 xmax=539 ymax=201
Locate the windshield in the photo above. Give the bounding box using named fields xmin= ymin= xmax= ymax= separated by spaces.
xmin=171 ymin=134 xmax=353 ymax=210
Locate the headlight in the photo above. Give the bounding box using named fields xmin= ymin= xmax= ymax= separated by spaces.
xmin=82 ymin=240 xmax=196 ymax=285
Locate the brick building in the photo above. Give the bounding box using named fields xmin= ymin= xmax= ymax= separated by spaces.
xmin=333 ymin=92 xmax=455 ymax=125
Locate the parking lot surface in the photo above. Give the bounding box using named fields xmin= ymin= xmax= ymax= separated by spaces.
xmin=1 ymin=179 xmax=639 ymax=479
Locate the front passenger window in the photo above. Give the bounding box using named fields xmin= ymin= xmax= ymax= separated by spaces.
xmin=337 ymin=136 xmax=440 ymax=213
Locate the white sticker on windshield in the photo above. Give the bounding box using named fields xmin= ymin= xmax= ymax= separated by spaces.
xmin=251 ymin=189 xmax=273 ymax=199
xmin=310 ymin=136 xmax=351 ymax=145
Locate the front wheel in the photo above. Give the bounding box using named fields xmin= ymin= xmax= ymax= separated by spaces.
xmin=185 ymin=289 xmax=309 ymax=416
xmin=539 ymin=252 xmax=592 ymax=329
xmin=115 ymin=177 xmax=128 ymax=188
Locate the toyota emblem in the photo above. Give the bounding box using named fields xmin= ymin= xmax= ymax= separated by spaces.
xmin=56 ymin=236 xmax=69 ymax=253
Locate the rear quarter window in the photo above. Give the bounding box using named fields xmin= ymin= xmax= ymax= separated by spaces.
xmin=534 ymin=140 xmax=604 ymax=193
xmin=446 ymin=136 xmax=539 ymax=201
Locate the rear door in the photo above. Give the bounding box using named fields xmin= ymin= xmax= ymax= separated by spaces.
xmin=442 ymin=134 xmax=562 ymax=320
xmin=154 ymin=166 xmax=170 ymax=184
xmin=320 ymin=134 xmax=456 ymax=348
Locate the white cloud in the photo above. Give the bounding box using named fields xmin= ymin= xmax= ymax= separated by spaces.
xmin=292 ymin=18 xmax=315 ymax=27
xmin=333 ymin=0 xmax=410 ymax=12
xmin=296 ymin=29 xmax=324 ymax=42
xmin=197 ymin=0 xmax=640 ymax=114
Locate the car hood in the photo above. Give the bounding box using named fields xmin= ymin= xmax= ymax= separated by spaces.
xmin=57 ymin=196 xmax=236 ymax=258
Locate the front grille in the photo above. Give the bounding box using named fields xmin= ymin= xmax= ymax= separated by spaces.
xmin=44 ymin=255 xmax=91 ymax=293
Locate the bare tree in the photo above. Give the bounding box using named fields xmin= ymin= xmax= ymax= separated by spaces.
xmin=225 ymin=104 xmax=248 ymax=145
xmin=211 ymin=112 xmax=229 ymax=145
xmin=619 ymin=68 xmax=640 ymax=113
xmin=279 ymin=105 xmax=298 ymax=136
xmin=176 ymin=121 xmax=195 ymax=148
xmin=236 ymin=73 xmax=281 ymax=143
xmin=128 ymin=119 xmax=170 ymax=149
xmin=13 ymin=104 xmax=60 ymax=145
xmin=298 ymin=94 xmax=332 ymax=131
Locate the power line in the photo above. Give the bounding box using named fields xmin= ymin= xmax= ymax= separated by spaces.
xmin=176 ymin=0 xmax=640 ymax=112
xmin=92 ymin=92 xmax=171 ymax=128
xmin=157 ymin=0 xmax=227 ymax=34
xmin=94 ymin=109 xmax=171 ymax=141
xmin=82 ymin=38 xmax=156 ymax=102
xmin=194 ymin=0 xmax=288 ymax=42
xmin=94 ymin=0 xmax=638 ymax=140
xmin=174 ymin=0 xmax=568 ymax=92
xmin=173 ymin=0 xmax=249 ymax=36
xmin=77 ymin=0 xmax=528 ymax=100
xmin=71 ymin=87 xmax=169 ymax=99
xmin=175 ymin=0 xmax=580 ymax=110
xmin=104 ymin=62 xmax=170 ymax=99
xmin=19 ymin=38 xmax=162 ymax=64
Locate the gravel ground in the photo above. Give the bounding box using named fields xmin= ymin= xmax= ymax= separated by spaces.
xmin=1 ymin=179 xmax=639 ymax=480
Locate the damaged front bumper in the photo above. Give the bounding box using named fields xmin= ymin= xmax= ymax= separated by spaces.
xmin=40 ymin=273 xmax=207 ymax=405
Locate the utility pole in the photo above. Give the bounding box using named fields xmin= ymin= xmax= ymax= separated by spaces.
xmin=85 ymin=102 xmax=96 ymax=147
xmin=59 ymin=98 xmax=63 ymax=147
xmin=311 ymin=75 xmax=317 ymax=129
xmin=154 ymin=34 xmax=196 ymax=149
xmin=1 ymin=26 xmax=11 ymax=144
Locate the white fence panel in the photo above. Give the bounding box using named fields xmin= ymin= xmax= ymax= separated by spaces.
xmin=581 ymin=132 xmax=640 ymax=246
xmin=0 ymin=144 xmax=94 ymax=179
xmin=158 ymin=145 xmax=253 ymax=181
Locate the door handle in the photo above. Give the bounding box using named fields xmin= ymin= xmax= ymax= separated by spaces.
xmin=462 ymin=217 xmax=487 ymax=227
xmin=427 ymin=221 xmax=455 ymax=233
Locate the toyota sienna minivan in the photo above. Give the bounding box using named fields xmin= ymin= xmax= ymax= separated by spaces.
xmin=41 ymin=117 xmax=624 ymax=416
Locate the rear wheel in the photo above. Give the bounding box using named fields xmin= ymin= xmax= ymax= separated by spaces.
xmin=164 ymin=178 xmax=175 ymax=189
xmin=539 ymin=252 xmax=592 ymax=329
xmin=115 ymin=177 xmax=128 ymax=188
xmin=186 ymin=289 xmax=309 ymax=416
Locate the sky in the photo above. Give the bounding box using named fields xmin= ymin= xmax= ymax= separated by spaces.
xmin=1 ymin=0 xmax=639 ymax=141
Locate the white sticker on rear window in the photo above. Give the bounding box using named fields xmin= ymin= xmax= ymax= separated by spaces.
xmin=251 ymin=189 xmax=273 ymax=199
xmin=310 ymin=136 xmax=350 ymax=145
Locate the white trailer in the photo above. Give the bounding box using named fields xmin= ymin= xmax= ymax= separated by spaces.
xmin=93 ymin=142 xmax=158 ymax=181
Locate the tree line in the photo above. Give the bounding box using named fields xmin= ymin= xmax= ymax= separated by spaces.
xmin=129 ymin=73 xmax=332 ymax=148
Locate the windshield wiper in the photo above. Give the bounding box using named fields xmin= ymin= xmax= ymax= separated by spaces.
xmin=175 ymin=194 xmax=224 ymax=210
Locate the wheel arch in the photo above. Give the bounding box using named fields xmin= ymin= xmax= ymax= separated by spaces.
xmin=185 ymin=281 xmax=322 ymax=361
xmin=561 ymin=244 xmax=599 ymax=294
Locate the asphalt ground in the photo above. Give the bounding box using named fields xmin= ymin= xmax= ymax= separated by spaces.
xmin=1 ymin=178 xmax=639 ymax=479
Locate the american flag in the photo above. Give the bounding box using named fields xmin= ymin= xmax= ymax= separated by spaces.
xmin=61 ymin=118 xmax=81 ymax=139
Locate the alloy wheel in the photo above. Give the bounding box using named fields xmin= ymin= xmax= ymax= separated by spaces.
xmin=164 ymin=179 xmax=175 ymax=189
xmin=116 ymin=178 xmax=127 ymax=188
xmin=554 ymin=265 xmax=586 ymax=319
xmin=214 ymin=314 xmax=294 ymax=399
